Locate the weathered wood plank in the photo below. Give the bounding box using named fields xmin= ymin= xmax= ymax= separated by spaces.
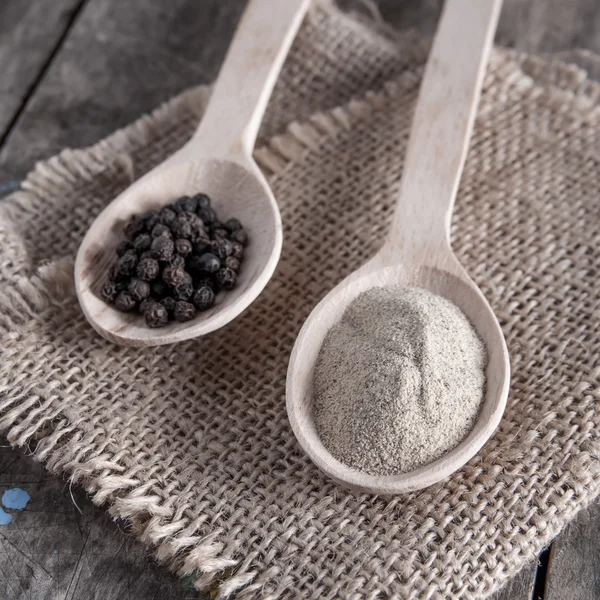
xmin=0 ymin=0 xmax=246 ymax=184
xmin=545 ymin=503 xmax=600 ymax=600
xmin=0 ymin=2 xmax=243 ymax=597
xmin=1 ymin=1 xmax=600 ymax=599
xmin=0 ymin=445 xmax=197 ymax=600
xmin=378 ymin=0 xmax=600 ymax=54
xmin=0 ymin=0 xmax=85 ymax=142
xmin=489 ymin=561 xmax=537 ymax=600
xmin=5 ymin=0 xmax=600 ymax=187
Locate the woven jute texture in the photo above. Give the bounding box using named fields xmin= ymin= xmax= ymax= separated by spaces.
xmin=1 ymin=2 xmax=600 ymax=598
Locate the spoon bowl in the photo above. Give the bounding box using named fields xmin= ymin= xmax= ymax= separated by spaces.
xmin=75 ymin=0 xmax=311 ymax=345
xmin=287 ymin=251 xmax=509 ymax=494
xmin=286 ymin=0 xmax=508 ymax=494
xmin=75 ymin=157 xmax=280 ymax=346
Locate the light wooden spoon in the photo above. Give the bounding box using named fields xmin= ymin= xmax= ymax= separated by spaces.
xmin=75 ymin=0 xmax=310 ymax=346
xmin=287 ymin=0 xmax=509 ymax=495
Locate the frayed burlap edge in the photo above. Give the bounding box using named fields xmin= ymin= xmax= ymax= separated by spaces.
xmin=3 ymin=15 xmax=600 ymax=598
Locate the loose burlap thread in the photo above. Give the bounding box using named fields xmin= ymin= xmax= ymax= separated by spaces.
xmin=1 ymin=2 xmax=600 ymax=598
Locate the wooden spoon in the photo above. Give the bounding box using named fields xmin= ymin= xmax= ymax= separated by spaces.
xmin=287 ymin=0 xmax=509 ymax=495
xmin=75 ymin=0 xmax=311 ymax=346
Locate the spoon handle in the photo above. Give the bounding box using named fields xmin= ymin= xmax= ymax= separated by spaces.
xmin=385 ymin=0 xmax=501 ymax=260
xmin=191 ymin=0 xmax=311 ymax=158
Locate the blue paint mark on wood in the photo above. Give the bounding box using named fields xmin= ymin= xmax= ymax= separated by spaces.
xmin=2 ymin=487 xmax=31 ymax=510
xmin=0 ymin=507 xmax=12 ymax=525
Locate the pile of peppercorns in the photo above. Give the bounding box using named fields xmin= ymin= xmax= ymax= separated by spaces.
xmin=101 ymin=193 xmax=247 ymax=328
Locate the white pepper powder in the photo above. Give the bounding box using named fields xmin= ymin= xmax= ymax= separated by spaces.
xmin=314 ymin=285 xmax=486 ymax=475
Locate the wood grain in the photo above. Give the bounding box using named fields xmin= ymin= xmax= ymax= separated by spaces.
xmin=76 ymin=0 xmax=310 ymax=347
xmin=194 ymin=0 xmax=311 ymax=155
xmin=0 ymin=0 xmax=85 ymax=137
xmin=3 ymin=0 xmax=600 ymax=186
xmin=0 ymin=0 xmax=85 ymax=196
xmin=76 ymin=158 xmax=283 ymax=346
xmin=545 ymin=503 xmax=600 ymax=600
xmin=0 ymin=445 xmax=197 ymax=600
xmin=490 ymin=561 xmax=537 ymax=600
xmin=0 ymin=0 xmax=247 ymax=185
xmin=379 ymin=0 xmax=600 ymax=54
xmin=1 ymin=0 xmax=600 ymax=598
xmin=287 ymin=0 xmax=510 ymax=496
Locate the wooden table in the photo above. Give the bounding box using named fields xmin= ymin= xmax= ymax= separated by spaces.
xmin=0 ymin=1 xmax=598 ymax=598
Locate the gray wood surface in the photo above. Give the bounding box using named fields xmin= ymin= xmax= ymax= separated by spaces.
xmin=0 ymin=1 xmax=599 ymax=599
xmin=0 ymin=1 xmax=85 ymax=137
xmin=489 ymin=561 xmax=537 ymax=600
xmin=0 ymin=0 xmax=85 ymax=195
xmin=0 ymin=0 xmax=246 ymax=184
xmin=546 ymin=503 xmax=600 ymax=600
xmin=0 ymin=445 xmax=196 ymax=600
xmin=379 ymin=0 xmax=600 ymax=54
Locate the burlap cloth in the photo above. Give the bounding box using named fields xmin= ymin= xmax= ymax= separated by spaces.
xmin=1 ymin=2 xmax=599 ymax=598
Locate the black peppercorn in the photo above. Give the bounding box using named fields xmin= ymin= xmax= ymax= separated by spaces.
xmin=101 ymin=280 xmax=118 ymax=303
xmin=194 ymin=277 xmax=214 ymax=290
xmin=174 ymin=301 xmax=196 ymax=322
xmin=175 ymin=210 xmax=194 ymax=223
xmin=151 ymin=223 xmax=172 ymax=238
xmin=133 ymin=233 xmax=152 ymax=252
xmin=173 ymin=279 xmax=194 ymax=301
xmin=138 ymin=297 xmax=154 ymax=314
xmin=194 ymin=193 xmax=211 ymax=209
xmin=171 ymin=216 xmax=192 ymax=239
xmin=230 ymin=242 xmax=244 ymax=259
xmin=151 ymin=236 xmax=175 ymax=261
xmin=198 ymin=252 xmax=221 ymax=274
xmin=198 ymin=206 xmax=217 ymax=225
xmin=101 ymin=191 xmax=245 ymax=328
xmin=192 ymin=236 xmax=212 ymax=256
xmin=223 ymin=218 xmax=242 ymax=232
xmin=190 ymin=227 xmax=207 ymax=244
xmin=162 ymin=263 xmax=186 ymax=287
xmin=160 ymin=296 xmax=176 ymax=314
xmin=124 ymin=217 xmax=146 ymax=240
xmin=128 ymin=278 xmax=151 ymax=302
xmin=192 ymin=286 xmax=216 ymax=311
xmin=116 ymin=250 xmax=138 ymax=277
xmin=215 ymin=267 xmax=237 ymax=290
xmin=225 ymin=256 xmax=240 ymax=272
xmin=174 ymin=195 xmax=198 ymax=213
xmin=212 ymin=238 xmax=233 ymax=260
xmin=142 ymin=211 xmax=160 ymax=232
xmin=170 ymin=255 xmax=186 ymax=269
xmin=175 ymin=238 xmax=192 ymax=257
xmin=159 ymin=207 xmax=177 ymax=226
xmin=116 ymin=240 xmax=133 ymax=257
xmin=189 ymin=212 xmax=205 ymax=228
xmin=211 ymin=227 xmax=228 ymax=240
xmin=231 ymin=227 xmax=248 ymax=245
xmin=145 ymin=301 xmax=169 ymax=328
xmin=137 ymin=257 xmax=160 ymax=281
xmin=114 ymin=291 xmax=137 ymax=312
